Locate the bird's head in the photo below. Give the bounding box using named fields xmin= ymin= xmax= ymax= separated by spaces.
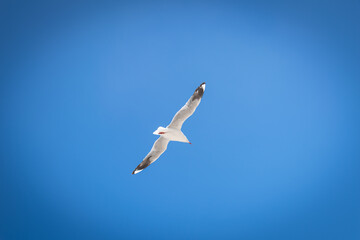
xmin=153 ymin=126 xmax=167 ymax=135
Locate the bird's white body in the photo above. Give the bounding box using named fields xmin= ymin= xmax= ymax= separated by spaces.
xmin=153 ymin=127 xmax=190 ymax=143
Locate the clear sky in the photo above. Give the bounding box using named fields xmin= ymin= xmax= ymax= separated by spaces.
xmin=1 ymin=1 xmax=360 ymax=239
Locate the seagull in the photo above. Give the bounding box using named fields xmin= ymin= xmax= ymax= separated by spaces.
xmin=132 ymin=82 xmax=206 ymax=174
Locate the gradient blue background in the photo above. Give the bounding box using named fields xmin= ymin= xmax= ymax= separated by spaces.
xmin=1 ymin=1 xmax=360 ymax=239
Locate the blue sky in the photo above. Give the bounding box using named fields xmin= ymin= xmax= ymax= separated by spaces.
xmin=1 ymin=1 xmax=360 ymax=239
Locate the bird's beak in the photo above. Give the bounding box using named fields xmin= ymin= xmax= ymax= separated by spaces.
xmin=189 ymin=142 xmax=192 ymax=144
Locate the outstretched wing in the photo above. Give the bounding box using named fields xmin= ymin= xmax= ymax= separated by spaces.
xmin=167 ymin=82 xmax=206 ymax=130
xmin=132 ymin=136 xmax=170 ymax=174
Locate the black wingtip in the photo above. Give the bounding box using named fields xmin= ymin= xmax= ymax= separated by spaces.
xmin=193 ymin=82 xmax=205 ymax=100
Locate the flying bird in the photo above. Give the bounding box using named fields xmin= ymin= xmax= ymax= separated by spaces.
xmin=132 ymin=82 xmax=206 ymax=174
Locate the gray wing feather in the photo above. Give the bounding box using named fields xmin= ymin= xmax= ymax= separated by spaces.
xmin=167 ymin=82 xmax=205 ymax=130
xmin=132 ymin=136 xmax=170 ymax=174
